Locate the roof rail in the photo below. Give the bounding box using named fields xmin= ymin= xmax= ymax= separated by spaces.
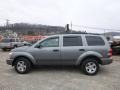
xmin=62 ymin=32 xmax=101 ymax=35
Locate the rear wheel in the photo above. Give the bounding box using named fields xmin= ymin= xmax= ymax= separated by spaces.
xmin=2 ymin=48 xmax=6 ymax=51
xmin=2 ymin=48 xmax=10 ymax=51
xmin=14 ymin=57 xmax=31 ymax=74
xmin=81 ymin=58 xmax=99 ymax=75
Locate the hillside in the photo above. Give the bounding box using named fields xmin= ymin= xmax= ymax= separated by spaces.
xmin=104 ymin=32 xmax=120 ymax=36
xmin=0 ymin=23 xmax=65 ymax=35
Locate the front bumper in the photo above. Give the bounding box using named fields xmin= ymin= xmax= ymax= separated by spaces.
xmin=6 ymin=59 xmax=13 ymax=65
xmin=101 ymin=57 xmax=113 ymax=65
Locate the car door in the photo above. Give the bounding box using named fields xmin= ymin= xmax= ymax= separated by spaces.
xmin=61 ymin=35 xmax=85 ymax=65
xmin=32 ymin=36 xmax=61 ymax=65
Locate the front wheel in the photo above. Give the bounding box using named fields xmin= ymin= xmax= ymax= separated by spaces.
xmin=14 ymin=58 xmax=31 ymax=74
xmin=81 ymin=58 xmax=99 ymax=75
xmin=13 ymin=45 xmax=18 ymax=48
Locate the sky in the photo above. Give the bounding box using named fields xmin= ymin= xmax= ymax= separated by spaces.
xmin=0 ymin=0 xmax=120 ymax=33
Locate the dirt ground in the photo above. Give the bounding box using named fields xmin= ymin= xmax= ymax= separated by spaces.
xmin=0 ymin=51 xmax=120 ymax=90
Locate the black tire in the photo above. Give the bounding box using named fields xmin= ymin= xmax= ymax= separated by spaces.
xmin=81 ymin=58 xmax=99 ymax=75
xmin=14 ymin=57 xmax=31 ymax=74
xmin=2 ymin=48 xmax=9 ymax=51
xmin=24 ymin=44 xmax=27 ymax=46
xmin=2 ymin=48 xmax=6 ymax=51
xmin=14 ymin=45 xmax=17 ymax=48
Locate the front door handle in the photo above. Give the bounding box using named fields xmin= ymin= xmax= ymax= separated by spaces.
xmin=79 ymin=49 xmax=85 ymax=51
xmin=53 ymin=49 xmax=59 ymax=52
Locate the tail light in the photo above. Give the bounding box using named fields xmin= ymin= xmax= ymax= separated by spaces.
xmin=108 ymin=48 xmax=112 ymax=57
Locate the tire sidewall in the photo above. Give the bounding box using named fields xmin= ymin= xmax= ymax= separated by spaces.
xmin=14 ymin=58 xmax=31 ymax=74
xmin=81 ymin=58 xmax=99 ymax=75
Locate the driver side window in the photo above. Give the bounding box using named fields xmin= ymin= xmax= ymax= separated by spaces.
xmin=40 ymin=37 xmax=59 ymax=47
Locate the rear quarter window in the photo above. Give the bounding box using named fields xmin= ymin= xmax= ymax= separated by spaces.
xmin=86 ymin=36 xmax=105 ymax=46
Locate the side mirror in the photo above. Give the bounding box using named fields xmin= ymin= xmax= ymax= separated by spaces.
xmin=27 ymin=43 xmax=32 ymax=46
xmin=35 ymin=45 xmax=43 ymax=48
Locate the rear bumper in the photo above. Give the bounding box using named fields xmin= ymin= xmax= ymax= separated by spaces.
xmin=101 ymin=57 xmax=113 ymax=65
xmin=6 ymin=59 xmax=13 ymax=65
xmin=1 ymin=46 xmax=13 ymax=50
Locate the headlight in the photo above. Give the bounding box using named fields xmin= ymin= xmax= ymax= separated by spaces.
xmin=9 ymin=52 xmax=12 ymax=55
xmin=9 ymin=52 xmax=12 ymax=58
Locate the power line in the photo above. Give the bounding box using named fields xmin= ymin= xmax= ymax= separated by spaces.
xmin=72 ymin=24 xmax=120 ymax=31
xmin=0 ymin=18 xmax=8 ymax=20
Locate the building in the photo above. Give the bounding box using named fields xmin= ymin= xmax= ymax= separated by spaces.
xmin=22 ymin=35 xmax=47 ymax=42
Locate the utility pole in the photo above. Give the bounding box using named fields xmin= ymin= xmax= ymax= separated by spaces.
xmin=71 ymin=22 xmax=72 ymax=31
xmin=65 ymin=24 xmax=70 ymax=33
xmin=104 ymin=29 xmax=106 ymax=36
xmin=6 ymin=19 xmax=9 ymax=27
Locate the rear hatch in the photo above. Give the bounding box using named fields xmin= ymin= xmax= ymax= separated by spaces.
xmin=0 ymin=39 xmax=12 ymax=48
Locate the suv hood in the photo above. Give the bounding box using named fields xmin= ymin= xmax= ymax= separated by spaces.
xmin=11 ymin=46 xmax=30 ymax=52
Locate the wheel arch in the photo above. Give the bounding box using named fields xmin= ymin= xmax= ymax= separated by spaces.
xmin=12 ymin=56 xmax=35 ymax=66
xmin=79 ymin=55 xmax=102 ymax=66
xmin=76 ymin=51 xmax=103 ymax=66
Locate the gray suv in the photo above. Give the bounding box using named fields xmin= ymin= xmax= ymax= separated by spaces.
xmin=6 ymin=34 xmax=112 ymax=75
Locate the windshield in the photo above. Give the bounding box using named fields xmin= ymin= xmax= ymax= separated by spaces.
xmin=32 ymin=38 xmax=47 ymax=47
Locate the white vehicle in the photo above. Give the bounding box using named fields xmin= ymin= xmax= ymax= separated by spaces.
xmin=0 ymin=38 xmax=30 ymax=51
xmin=113 ymin=36 xmax=120 ymax=42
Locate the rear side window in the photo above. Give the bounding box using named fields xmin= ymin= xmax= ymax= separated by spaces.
xmin=11 ymin=39 xmax=15 ymax=42
xmin=63 ymin=36 xmax=83 ymax=46
xmin=86 ymin=36 xmax=105 ymax=46
xmin=16 ymin=39 xmax=19 ymax=42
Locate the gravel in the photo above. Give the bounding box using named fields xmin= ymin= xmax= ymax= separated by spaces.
xmin=0 ymin=51 xmax=120 ymax=90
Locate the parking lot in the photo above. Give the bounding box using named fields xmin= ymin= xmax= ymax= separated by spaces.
xmin=0 ymin=50 xmax=120 ymax=90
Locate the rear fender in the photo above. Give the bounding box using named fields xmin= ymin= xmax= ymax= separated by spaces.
xmin=76 ymin=51 xmax=103 ymax=65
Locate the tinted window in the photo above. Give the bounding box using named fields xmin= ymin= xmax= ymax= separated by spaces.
xmin=63 ymin=36 xmax=83 ymax=46
xmin=16 ymin=39 xmax=20 ymax=42
xmin=11 ymin=39 xmax=15 ymax=42
xmin=40 ymin=37 xmax=59 ymax=47
xmin=1 ymin=39 xmax=10 ymax=42
xmin=86 ymin=36 xmax=105 ymax=46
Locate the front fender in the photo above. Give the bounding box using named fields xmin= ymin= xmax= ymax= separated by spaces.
xmin=11 ymin=52 xmax=36 ymax=65
xmin=76 ymin=51 xmax=103 ymax=65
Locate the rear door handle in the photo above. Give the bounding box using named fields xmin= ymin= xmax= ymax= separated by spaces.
xmin=53 ymin=49 xmax=59 ymax=52
xmin=79 ymin=49 xmax=85 ymax=51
